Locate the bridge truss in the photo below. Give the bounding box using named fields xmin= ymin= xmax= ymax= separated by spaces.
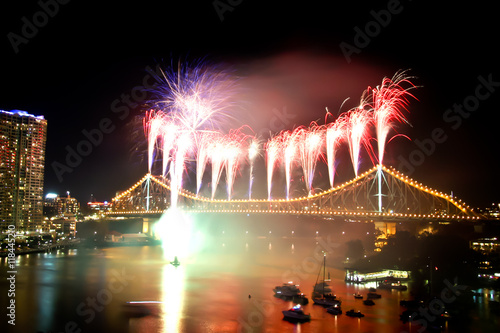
xmin=108 ymin=165 xmax=481 ymax=221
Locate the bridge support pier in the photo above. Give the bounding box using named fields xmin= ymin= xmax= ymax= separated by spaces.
xmin=142 ymin=218 xmax=156 ymax=238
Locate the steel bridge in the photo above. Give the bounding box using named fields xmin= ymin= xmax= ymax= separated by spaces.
xmin=106 ymin=165 xmax=482 ymax=221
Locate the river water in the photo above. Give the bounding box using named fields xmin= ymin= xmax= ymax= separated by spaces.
xmin=1 ymin=214 xmax=498 ymax=333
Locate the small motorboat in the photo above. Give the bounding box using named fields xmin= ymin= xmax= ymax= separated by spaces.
xmin=274 ymin=282 xmax=301 ymax=297
xmin=346 ymin=309 xmax=365 ymax=317
xmin=282 ymin=304 xmax=311 ymax=322
xmin=326 ymin=304 xmax=342 ymax=315
xmin=363 ymin=299 xmax=375 ymax=306
xmin=354 ymin=293 xmax=363 ymax=299
xmin=367 ymin=292 xmax=381 ymax=299
xmin=368 ymin=287 xmax=376 ymax=292
xmin=312 ymin=296 xmax=341 ymax=307
xmin=170 ymin=256 xmax=180 ymax=267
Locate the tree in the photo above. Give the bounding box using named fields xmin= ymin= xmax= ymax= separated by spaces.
xmin=345 ymin=239 xmax=365 ymax=262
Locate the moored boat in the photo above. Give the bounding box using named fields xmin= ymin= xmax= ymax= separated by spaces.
xmin=274 ymin=282 xmax=301 ymax=297
xmin=326 ymin=304 xmax=342 ymax=315
xmin=312 ymin=253 xmax=341 ymax=307
xmin=313 ymin=281 xmax=333 ymax=295
xmin=346 ymin=309 xmax=365 ymax=317
xmin=282 ymin=304 xmax=311 ymax=321
xmin=170 ymin=256 xmax=180 ymax=267
xmin=312 ymin=296 xmax=341 ymax=307
xmin=363 ymin=299 xmax=375 ymax=306
xmin=367 ymin=292 xmax=381 ymax=299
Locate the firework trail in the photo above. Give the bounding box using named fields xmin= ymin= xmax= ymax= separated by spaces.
xmin=248 ymin=140 xmax=259 ymax=199
xmin=369 ymin=70 xmax=416 ymax=212
xmin=195 ymin=131 xmax=217 ymax=194
xmin=169 ymin=132 xmax=192 ymax=208
xmin=141 ymin=65 xmax=417 ymax=203
xmin=143 ymin=110 xmax=164 ymax=172
xmin=297 ymin=123 xmax=324 ymax=194
xmin=160 ymin=121 xmax=178 ymax=177
xmin=151 ymin=60 xmax=239 ymax=133
xmin=204 ymin=129 xmax=252 ymax=200
xmin=325 ymin=111 xmax=347 ymax=188
xmin=143 ymin=60 xmax=242 ymax=204
xmin=265 ymin=135 xmax=281 ymax=200
xmin=224 ymin=131 xmax=246 ymax=200
xmin=346 ymin=104 xmax=373 ymax=178
xmin=282 ymin=130 xmax=298 ymax=199
xmin=372 ymin=70 xmax=416 ymax=164
xmin=209 ymin=135 xmax=226 ymax=200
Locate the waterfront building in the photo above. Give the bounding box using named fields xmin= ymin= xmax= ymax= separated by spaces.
xmin=44 ymin=192 xmax=81 ymax=218
xmin=0 ymin=110 xmax=47 ymax=232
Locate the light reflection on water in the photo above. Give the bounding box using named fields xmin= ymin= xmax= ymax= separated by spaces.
xmin=1 ymin=217 xmax=499 ymax=333
xmin=161 ymin=263 xmax=185 ymax=333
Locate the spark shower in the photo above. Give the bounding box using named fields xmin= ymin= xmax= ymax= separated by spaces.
xmin=143 ymin=61 xmax=417 ymax=209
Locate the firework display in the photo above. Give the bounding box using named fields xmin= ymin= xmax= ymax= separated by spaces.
xmin=143 ymin=63 xmax=416 ymax=204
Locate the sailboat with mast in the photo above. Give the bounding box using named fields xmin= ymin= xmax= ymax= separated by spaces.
xmin=312 ymin=253 xmax=341 ymax=307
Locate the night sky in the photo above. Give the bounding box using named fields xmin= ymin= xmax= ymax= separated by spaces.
xmin=1 ymin=1 xmax=499 ymax=208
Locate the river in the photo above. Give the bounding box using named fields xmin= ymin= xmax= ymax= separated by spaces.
xmin=1 ymin=214 xmax=498 ymax=332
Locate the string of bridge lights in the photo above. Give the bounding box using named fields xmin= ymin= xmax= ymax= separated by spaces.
xmin=109 ymin=165 xmax=478 ymax=220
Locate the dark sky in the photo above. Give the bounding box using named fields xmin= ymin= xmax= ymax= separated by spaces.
xmin=1 ymin=0 xmax=499 ymax=208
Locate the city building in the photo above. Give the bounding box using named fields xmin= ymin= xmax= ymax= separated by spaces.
xmin=42 ymin=192 xmax=81 ymax=236
xmin=345 ymin=268 xmax=410 ymax=283
xmin=469 ymin=237 xmax=500 ymax=254
xmin=86 ymin=200 xmax=111 ymax=218
xmin=470 ymin=237 xmax=500 ymax=281
xmin=481 ymin=203 xmax=500 ymax=219
xmin=44 ymin=192 xmax=81 ymax=218
xmin=0 ymin=110 xmax=47 ymax=232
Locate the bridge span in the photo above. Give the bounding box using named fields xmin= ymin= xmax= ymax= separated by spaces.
xmin=106 ymin=165 xmax=482 ymax=222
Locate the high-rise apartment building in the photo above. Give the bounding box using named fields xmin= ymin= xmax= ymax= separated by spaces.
xmin=1 ymin=110 xmax=47 ymax=232
xmin=44 ymin=192 xmax=81 ymax=218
